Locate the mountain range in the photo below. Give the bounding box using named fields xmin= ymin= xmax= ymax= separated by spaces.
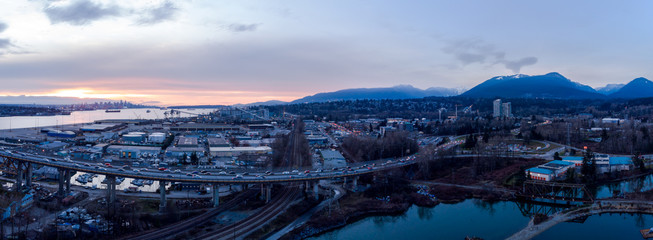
xmin=237 ymin=73 xmax=653 ymax=106
xmin=290 ymin=85 xmax=460 ymax=104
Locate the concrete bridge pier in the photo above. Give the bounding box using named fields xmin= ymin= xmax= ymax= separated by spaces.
xmin=266 ymin=184 xmax=272 ymax=203
xmin=25 ymin=163 xmax=32 ymax=188
xmin=313 ymin=181 xmax=319 ymax=200
xmin=353 ymin=176 xmax=358 ymax=188
xmin=64 ymin=170 xmax=71 ymax=195
xmin=343 ymin=177 xmax=347 ymax=188
xmin=260 ymin=184 xmax=266 ymax=200
xmin=159 ymin=180 xmax=167 ymax=212
xmin=57 ymin=168 xmax=65 ymax=197
xmin=106 ymin=175 xmax=116 ymax=205
xmin=212 ymin=184 xmax=220 ymax=207
xmin=15 ymin=162 xmax=23 ymax=192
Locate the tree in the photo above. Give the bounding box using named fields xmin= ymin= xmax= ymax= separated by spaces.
xmin=633 ymin=152 xmax=646 ymax=172
xmin=181 ymin=153 xmax=188 ymax=165
xmin=553 ymin=152 xmax=562 ymax=160
xmin=565 ymin=168 xmax=576 ymax=182
xmin=581 ymin=150 xmax=596 ymax=183
xmin=190 ymin=152 xmax=199 ymax=165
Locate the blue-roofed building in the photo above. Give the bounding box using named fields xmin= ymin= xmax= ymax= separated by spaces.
xmin=526 ymin=160 xmax=575 ymax=181
xmin=564 ymin=154 xmax=633 ymax=173
xmin=562 ymin=156 xmax=584 ymax=167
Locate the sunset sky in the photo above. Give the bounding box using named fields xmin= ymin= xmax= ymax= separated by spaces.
xmin=0 ymin=0 xmax=652 ymax=105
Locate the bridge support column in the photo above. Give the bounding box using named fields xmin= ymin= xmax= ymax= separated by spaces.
xmin=313 ymin=181 xmax=319 ymax=200
xmin=25 ymin=163 xmax=32 ymax=188
xmin=266 ymin=184 xmax=272 ymax=203
xmin=57 ymin=168 xmax=65 ymax=197
xmin=106 ymin=175 xmax=116 ymax=205
xmin=159 ymin=180 xmax=167 ymax=212
xmin=343 ymin=177 xmax=347 ymax=188
xmin=353 ymin=176 xmax=358 ymax=188
xmin=64 ymin=170 xmax=71 ymax=195
xmin=212 ymin=184 xmax=220 ymax=207
xmin=260 ymin=184 xmax=265 ymax=200
xmin=15 ymin=162 xmax=23 ymax=192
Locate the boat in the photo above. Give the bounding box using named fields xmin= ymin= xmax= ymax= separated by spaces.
xmin=116 ymin=177 xmax=125 ymax=184
xmin=144 ymin=180 xmax=154 ymax=185
xmin=146 ymin=110 xmax=151 ymax=113
xmin=105 ymin=109 xmax=121 ymax=113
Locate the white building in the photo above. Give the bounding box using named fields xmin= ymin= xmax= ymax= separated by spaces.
xmin=493 ymin=99 xmax=502 ymax=117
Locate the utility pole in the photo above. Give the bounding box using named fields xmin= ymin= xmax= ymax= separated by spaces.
xmin=566 ymin=122 xmax=571 ymax=153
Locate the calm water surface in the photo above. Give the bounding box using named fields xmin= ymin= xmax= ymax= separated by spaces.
xmin=0 ymin=108 xmax=217 ymax=130
xmin=311 ymin=199 xmax=530 ymax=240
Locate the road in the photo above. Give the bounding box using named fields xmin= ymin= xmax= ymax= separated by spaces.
xmin=267 ymin=182 xmax=345 ymax=240
xmin=0 ymin=150 xmax=418 ymax=184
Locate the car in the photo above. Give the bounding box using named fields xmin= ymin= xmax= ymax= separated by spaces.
xmin=242 ymin=172 xmax=249 ymax=176
xmin=204 ymin=172 xmax=211 ymax=175
xmin=255 ymin=175 xmax=265 ymax=180
xmin=174 ymin=170 xmax=181 ymax=173
xmin=218 ymin=171 xmax=227 ymax=175
xmin=316 ymin=169 xmax=324 ymax=173
xmin=282 ymin=171 xmax=290 ymax=175
xmin=167 ymin=175 xmax=173 ymax=177
xmin=304 ymin=170 xmax=310 ymax=174
xmin=186 ymin=173 xmax=192 ymax=176
xmin=118 ymin=168 xmax=125 ymax=172
xmin=158 ymin=167 xmax=167 ymax=171
xmin=193 ymin=175 xmax=201 ymax=179
xmin=291 ymin=170 xmax=299 ymax=174
xmin=84 ymin=163 xmax=91 ymax=167
xmin=192 ymin=171 xmax=199 ymax=174
xmin=232 ymin=175 xmax=242 ymax=180
xmin=229 ymin=171 xmax=236 ymax=174
xmin=94 ymin=166 xmax=100 ymax=169
xmin=200 ymin=170 xmax=208 ymax=174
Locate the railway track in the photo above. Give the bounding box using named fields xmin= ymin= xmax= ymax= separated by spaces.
xmin=196 ymin=187 xmax=300 ymax=240
xmin=123 ymin=189 xmax=258 ymax=240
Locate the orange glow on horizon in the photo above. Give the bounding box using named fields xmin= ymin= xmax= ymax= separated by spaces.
xmin=0 ymin=88 xmax=303 ymax=106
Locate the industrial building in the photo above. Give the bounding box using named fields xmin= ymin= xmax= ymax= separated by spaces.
xmin=209 ymin=146 xmax=272 ymax=157
xmin=526 ymin=160 xmax=574 ymax=181
xmin=320 ymin=150 xmax=347 ymax=170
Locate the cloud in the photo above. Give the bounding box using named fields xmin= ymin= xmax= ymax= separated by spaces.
xmin=136 ymin=1 xmax=178 ymax=25
xmin=0 ymin=39 xmax=10 ymax=49
xmin=43 ymin=0 xmax=124 ymax=25
xmin=0 ymin=22 xmax=12 ymax=54
xmin=442 ymin=38 xmax=537 ymax=73
xmin=501 ymin=57 xmax=538 ymax=73
xmin=227 ymin=23 xmax=260 ymax=32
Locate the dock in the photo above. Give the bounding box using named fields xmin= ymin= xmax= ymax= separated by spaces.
xmin=640 ymin=229 xmax=653 ymax=239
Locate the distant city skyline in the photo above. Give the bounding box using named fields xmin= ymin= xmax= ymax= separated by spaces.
xmin=1 ymin=0 xmax=652 ymax=105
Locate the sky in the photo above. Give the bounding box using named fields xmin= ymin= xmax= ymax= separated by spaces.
xmin=0 ymin=0 xmax=652 ymax=105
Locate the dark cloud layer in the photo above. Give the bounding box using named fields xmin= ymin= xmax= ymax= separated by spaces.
xmin=442 ymin=38 xmax=537 ymax=73
xmin=44 ymin=0 xmax=123 ymax=25
xmin=0 ymin=39 xmax=391 ymax=93
xmin=227 ymin=23 xmax=260 ymax=32
xmin=136 ymin=1 xmax=178 ymax=25
xmin=0 ymin=22 xmax=11 ymax=54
